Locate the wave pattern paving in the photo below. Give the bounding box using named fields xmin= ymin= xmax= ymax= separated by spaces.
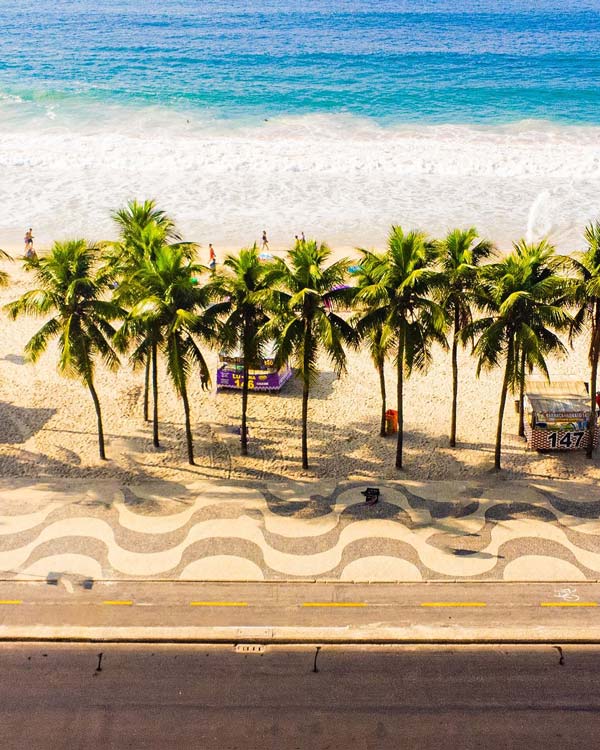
xmin=0 ymin=479 xmax=598 ymax=582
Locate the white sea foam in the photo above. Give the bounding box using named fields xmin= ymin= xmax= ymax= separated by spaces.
xmin=0 ymin=105 xmax=599 ymax=252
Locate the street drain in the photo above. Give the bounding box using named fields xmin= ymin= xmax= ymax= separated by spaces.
xmin=235 ymin=644 xmax=265 ymax=654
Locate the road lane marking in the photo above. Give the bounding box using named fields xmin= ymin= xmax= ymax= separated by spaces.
xmin=190 ymin=601 xmax=248 ymax=607
xmin=421 ymin=602 xmax=487 ymax=607
xmin=541 ymin=602 xmax=597 ymax=607
xmin=302 ymin=602 xmax=367 ymax=608
xmin=102 ymin=600 xmax=133 ymax=606
xmin=0 ymin=600 xmax=22 ymax=605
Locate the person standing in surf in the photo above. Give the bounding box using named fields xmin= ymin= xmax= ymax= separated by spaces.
xmin=208 ymin=243 xmax=216 ymax=273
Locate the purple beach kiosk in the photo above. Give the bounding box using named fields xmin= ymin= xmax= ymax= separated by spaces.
xmin=216 ymin=342 xmax=293 ymax=392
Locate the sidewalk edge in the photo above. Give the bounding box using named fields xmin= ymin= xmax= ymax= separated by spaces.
xmin=1 ymin=625 xmax=599 ymax=644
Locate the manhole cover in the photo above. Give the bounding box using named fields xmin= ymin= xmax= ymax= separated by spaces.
xmin=234 ymin=644 xmax=265 ymax=654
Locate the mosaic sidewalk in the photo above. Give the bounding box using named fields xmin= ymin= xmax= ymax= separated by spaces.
xmin=0 ymin=478 xmax=599 ymax=582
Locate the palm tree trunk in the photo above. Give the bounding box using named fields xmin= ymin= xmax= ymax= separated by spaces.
xmin=450 ymin=305 xmax=459 ymax=447
xmin=241 ymin=360 xmax=249 ymax=456
xmin=301 ymin=378 xmax=309 ymax=469
xmin=587 ymin=304 xmax=600 ymax=459
xmin=143 ymin=356 xmax=150 ymax=422
xmin=181 ymin=377 xmax=194 ymax=465
xmin=378 ymin=359 xmax=387 ymax=437
xmin=86 ymin=376 xmax=106 ymax=461
xmin=495 ymin=341 xmax=514 ymax=471
xmin=588 ymin=352 xmax=598 ymax=459
xmin=518 ymin=347 xmax=526 ymax=438
xmin=395 ymin=325 xmax=405 ymax=470
xmin=301 ymin=324 xmax=312 ymax=470
xmin=151 ymin=342 xmax=159 ymax=448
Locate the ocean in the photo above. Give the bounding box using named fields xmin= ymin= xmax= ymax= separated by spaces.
xmin=1 ymin=0 xmax=599 ymax=251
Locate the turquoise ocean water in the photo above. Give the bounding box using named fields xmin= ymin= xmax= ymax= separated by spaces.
xmin=0 ymin=1 xmax=599 ymax=250
xmin=1 ymin=0 xmax=600 ymax=124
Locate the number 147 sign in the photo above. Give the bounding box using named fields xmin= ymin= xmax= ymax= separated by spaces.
xmin=547 ymin=431 xmax=585 ymax=449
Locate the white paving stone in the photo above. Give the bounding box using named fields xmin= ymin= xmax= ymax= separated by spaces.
xmin=503 ymin=556 xmax=586 ymax=581
xmin=180 ymin=556 xmax=265 ymax=581
xmin=340 ymin=556 xmax=422 ymax=582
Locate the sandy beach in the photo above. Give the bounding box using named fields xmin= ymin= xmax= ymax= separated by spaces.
xmin=1 ymin=0 xmax=599 ymax=487
xmin=1 ymin=247 xmax=598 ymax=487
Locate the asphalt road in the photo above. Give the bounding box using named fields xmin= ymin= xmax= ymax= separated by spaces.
xmin=1 ymin=643 xmax=599 ymax=749
xmin=1 ymin=579 xmax=599 ymax=641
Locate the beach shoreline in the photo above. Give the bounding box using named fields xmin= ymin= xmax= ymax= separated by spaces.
xmin=1 ymin=113 xmax=599 ymax=255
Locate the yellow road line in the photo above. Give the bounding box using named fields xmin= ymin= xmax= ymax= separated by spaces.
xmin=421 ymin=602 xmax=487 ymax=608
xmin=540 ymin=602 xmax=597 ymax=607
xmin=190 ymin=601 xmax=248 ymax=607
xmin=0 ymin=600 xmax=22 ymax=605
xmin=302 ymin=602 xmax=367 ymax=608
xmin=103 ymin=600 xmax=133 ymax=606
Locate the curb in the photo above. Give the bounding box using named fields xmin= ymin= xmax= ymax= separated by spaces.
xmin=2 ymin=625 xmax=600 ymax=644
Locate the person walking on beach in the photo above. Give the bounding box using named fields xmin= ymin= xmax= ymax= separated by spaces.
xmin=208 ymin=243 xmax=216 ymax=273
xmin=261 ymin=230 xmax=269 ymax=251
xmin=24 ymin=228 xmax=33 ymax=253
xmin=24 ymin=228 xmax=37 ymax=259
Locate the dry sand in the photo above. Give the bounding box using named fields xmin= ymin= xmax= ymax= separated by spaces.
xmin=0 ymin=248 xmax=599 ymax=487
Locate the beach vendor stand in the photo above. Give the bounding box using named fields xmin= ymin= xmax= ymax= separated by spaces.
xmin=523 ymin=381 xmax=600 ymax=451
xmin=216 ymin=342 xmax=292 ymax=392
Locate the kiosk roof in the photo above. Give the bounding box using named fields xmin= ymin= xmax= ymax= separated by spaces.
xmin=525 ymin=381 xmax=589 ymax=416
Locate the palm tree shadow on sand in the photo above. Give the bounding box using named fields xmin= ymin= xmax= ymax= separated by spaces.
xmin=0 ymin=403 xmax=56 ymax=444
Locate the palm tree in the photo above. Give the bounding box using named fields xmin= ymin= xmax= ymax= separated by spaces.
xmin=125 ymin=245 xmax=213 ymax=464
xmin=112 ymin=198 xmax=181 ymax=245
xmin=352 ymin=252 xmax=396 ymax=437
xmin=105 ymin=200 xmax=188 ymax=425
xmin=210 ymin=245 xmax=273 ymax=455
xmin=114 ymin=271 xmax=165 ymax=449
xmin=570 ymin=221 xmax=600 ymax=458
xmin=267 ymin=240 xmax=356 ymax=470
xmin=4 ymin=240 xmax=122 ymax=459
xmin=511 ymin=241 xmax=571 ymax=438
xmin=466 ymin=240 xmax=571 ymax=471
xmin=354 ymin=227 xmax=446 ymax=470
xmin=109 ymin=214 xmax=199 ymax=446
xmin=435 ymin=228 xmax=494 ymax=447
